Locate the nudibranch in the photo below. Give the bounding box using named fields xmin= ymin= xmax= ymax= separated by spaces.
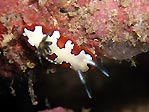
xmin=22 ymin=24 xmax=109 ymax=98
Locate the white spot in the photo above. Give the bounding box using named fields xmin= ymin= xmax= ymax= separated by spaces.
xmin=49 ymin=31 xmax=60 ymax=40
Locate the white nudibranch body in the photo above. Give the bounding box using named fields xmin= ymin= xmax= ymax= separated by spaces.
xmin=23 ymin=26 xmax=94 ymax=72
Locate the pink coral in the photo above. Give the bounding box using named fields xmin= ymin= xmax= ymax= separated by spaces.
xmin=4 ymin=43 xmax=27 ymax=71
xmin=0 ymin=0 xmax=149 ymax=61
xmin=0 ymin=0 xmax=149 ymax=76
xmin=0 ymin=22 xmax=8 ymax=47
xmin=38 ymin=107 xmax=74 ymax=112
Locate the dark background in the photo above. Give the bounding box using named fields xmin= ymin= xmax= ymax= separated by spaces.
xmin=0 ymin=51 xmax=149 ymax=112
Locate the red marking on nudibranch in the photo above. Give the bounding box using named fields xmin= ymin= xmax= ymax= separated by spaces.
xmin=21 ymin=23 xmax=51 ymax=34
xmin=47 ymin=53 xmax=57 ymax=61
xmin=61 ymin=62 xmax=71 ymax=68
